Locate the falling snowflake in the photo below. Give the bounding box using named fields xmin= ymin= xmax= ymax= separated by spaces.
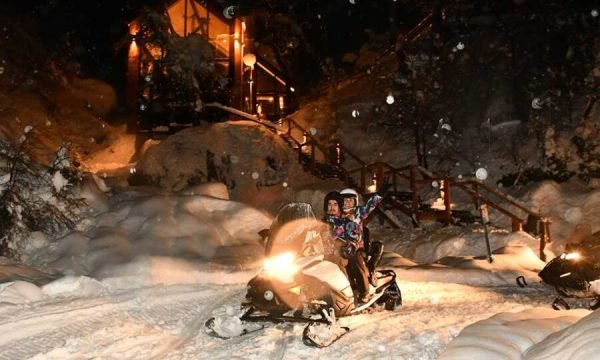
xmin=144 ymin=75 xmax=151 ymax=82
xmin=140 ymin=104 xmax=147 ymax=111
xmin=282 ymin=182 xmax=288 ymax=187
xmin=349 ymin=0 xmax=356 ymax=4
xmin=223 ymin=5 xmax=236 ymax=19
xmin=352 ymin=109 xmax=360 ymax=118
xmin=531 ymin=97 xmax=543 ymax=109
xmin=475 ymin=167 xmax=488 ymax=180
xmin=441 ymin=123 xmax=452 ymax=131
xmin=24 ymin=125 xmax=33 ymax=134
xmin=90 ymin=137 xmax=95 ymax=143
xmin=241 ymin=171 xmax=245 ymax=175
xmin=379 ymin=152 xmax=383 ymax=156
xmin=386 ymin=94 xmax=395 ymax=104
xmin=0 ymin=67 xmax=4 ymax=75
xmin=230 ymin=155 xmax=239 ymax=164
xmin=456 ymin=42 xmax=465 ymax=50
xmin=432 ymin=180 xmax=439 ymax=188
xmin=129 ymin=167 xmax=137 ymax=174
xmin=45 ymin=120 xmax=51 ymax=126
xmin=310 ymin=127 xmax=317 ymax=135
xmin=455 ymin=162 xmax=460 ymax=166
xmin=592 ymin=9 xmax=598 ymax=17
xmin=102 ymin=172 xmax=107 ymax=178
xmin=457 ymin=174 xmax=463 ymax=179
xmin=251 ymin=172 xmax=259 ymax=179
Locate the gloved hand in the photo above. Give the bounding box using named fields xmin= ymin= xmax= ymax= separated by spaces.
xmin=341 ymin=241 xmax=357 ymax=259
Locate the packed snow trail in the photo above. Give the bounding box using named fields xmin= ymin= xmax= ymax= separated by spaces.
xmin=0 ymin=277 xmax=559 ymax=360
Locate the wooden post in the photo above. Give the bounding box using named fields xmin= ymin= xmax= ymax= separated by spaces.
xmin=375 ymin=162 xmax=385 ymax=191
xmin=410 ymin=166 xmax=419 ymax=224
xmin=443 ymin=177 xmax=452 ymax=225
xmin=539 ymin=217 xmax=551 ymax=261
xmin=512 ymin=218 xmax=523 ymax=232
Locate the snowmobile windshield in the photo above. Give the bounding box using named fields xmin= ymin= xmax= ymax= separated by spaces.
xmin=265 ymin=203 xmax=327 ymax=257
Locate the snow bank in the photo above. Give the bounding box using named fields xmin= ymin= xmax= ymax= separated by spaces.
xmin=439 ymin=308 xmax=590 ymax=360
xmin=394 ymin=225 xmax=539 ymax=264
xmin=42 ymin=276 xmax=106 ymax=297
xmin=97 ymin=256 xmax=257 ymax=290
xmin=388 ymin=245 xmax=545 ymax=286
xmin=60 ymin=78 xmax=117 ymax=116
xmin=23 ymin=189 xmax=272 ymax=276
xmin=523 ymin=180 xmax=600 ymax=253
xmin=0 ymin=281 xmax=45 ymax=305
xmin=525 ymin=309 xmax=600 ymax=359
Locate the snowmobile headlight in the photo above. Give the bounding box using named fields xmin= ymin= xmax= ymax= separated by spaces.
xmin=561 ymin=252 xmax=581 ymax=261
xmin=263 ymin=252 xmax=298 ymax=282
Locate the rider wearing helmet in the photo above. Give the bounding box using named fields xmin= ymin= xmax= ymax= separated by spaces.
xmin=340 ymin=181 xmax=391 ymax=303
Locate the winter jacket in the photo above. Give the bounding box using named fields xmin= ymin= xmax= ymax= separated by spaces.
xmin=322 ymin=214 xmax=348 ymax=255
xmin=343 ymin=194 xmax=383 ymax=249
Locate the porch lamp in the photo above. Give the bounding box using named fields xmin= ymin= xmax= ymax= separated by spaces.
xmin=243 ymin=53 xmax=256 ymax=114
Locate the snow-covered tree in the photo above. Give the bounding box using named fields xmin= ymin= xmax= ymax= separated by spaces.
xmin=0 ymin=130 xmax=85 ymax=259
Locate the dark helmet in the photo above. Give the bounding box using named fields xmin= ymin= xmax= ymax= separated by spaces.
xmin=323 ymin=191 xmax=344 ymax=213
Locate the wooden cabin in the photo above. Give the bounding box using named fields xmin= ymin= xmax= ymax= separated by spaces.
xmin=125 ymin=0 xmax=293 ymax=129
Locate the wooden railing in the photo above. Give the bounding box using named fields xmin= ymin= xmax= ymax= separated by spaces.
xmin=210 ymin=102 xmax=551 ymax=260
xmin=338 ymin=162 xmax=551 ymax=260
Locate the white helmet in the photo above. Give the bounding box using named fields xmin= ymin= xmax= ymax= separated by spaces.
xmin=340 ymin=188 xmax=359 ymax=213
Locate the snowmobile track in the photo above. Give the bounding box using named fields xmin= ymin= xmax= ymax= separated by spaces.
xmin=0 ymin=285 xmax=239 ymax=360
xmin=148 ymin=287 xmax=242 ymax=359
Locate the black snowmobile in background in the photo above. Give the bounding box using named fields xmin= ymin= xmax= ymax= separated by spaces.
xmin=206 ymin=202 xmax=402 ymax=347
xmin=537 ymin=231 xmax=600 ymax=310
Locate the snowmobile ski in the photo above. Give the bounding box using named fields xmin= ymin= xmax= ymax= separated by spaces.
xmin=302 ymin=309 xmax=349 ymax=347
xmin=302 ymin=321 xmax=349 ymax=347
xmin=552 ymin=297 xmax=571 ymax=311
xmin=204 ymin=316 xmax=265 ymax=339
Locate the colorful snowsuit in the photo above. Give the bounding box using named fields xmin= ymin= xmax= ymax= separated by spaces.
xmin=343 ymin=193 xmax=383 ymax=250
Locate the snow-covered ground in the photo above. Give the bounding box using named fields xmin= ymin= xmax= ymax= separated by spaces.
xmin=1 ymin=183 xmax=599 ymax=359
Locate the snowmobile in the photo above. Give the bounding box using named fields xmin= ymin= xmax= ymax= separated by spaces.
xmin=537 ymin=232 xmax=600 ymax=310
xmin=205 ymin=202 xmax=402 ymax=347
